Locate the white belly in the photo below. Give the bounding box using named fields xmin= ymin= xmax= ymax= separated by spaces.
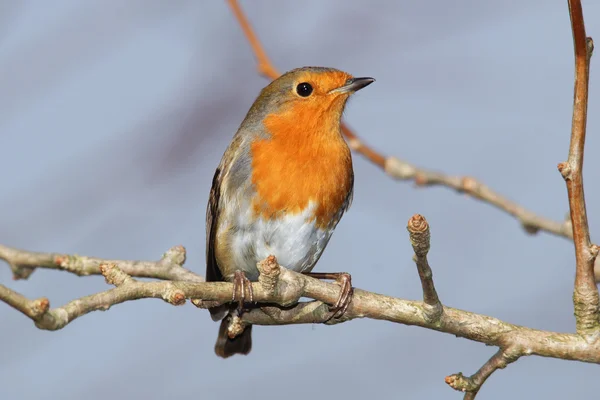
xmin=226 ymin=202 xmax=333 ymax=281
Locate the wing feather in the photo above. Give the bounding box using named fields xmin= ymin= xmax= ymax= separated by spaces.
xmin=205 ymin=167 xmax=223 ymax=284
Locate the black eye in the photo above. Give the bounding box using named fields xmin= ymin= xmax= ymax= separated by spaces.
xmin=296 ymin=82 xmax=313 ymax=97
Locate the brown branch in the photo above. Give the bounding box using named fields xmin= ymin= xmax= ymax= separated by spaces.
xmin=559 ymin=0 xmax=599 ymax=339
xmin=226 ymin=0 xmax=279 ymax=80
xmin=225 ymin=0 xmax=574 ymax=244
xmin=407 ymin=214 xmax=442 ymax=322
xmin=446 ymin=347 xmax=521 ymax=399
xmin=0 ymin=244 xmax=204 ymax=283
xmin=3 ymin=247 xmax=600 ymax=369
xmin=385 ymin=159 xmax=574 ymax=239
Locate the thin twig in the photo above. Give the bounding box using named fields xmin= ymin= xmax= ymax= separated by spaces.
xmin=0 ymin=284 xmax=49 ymax=321
xmin=0 ymin=262 xmax=191 ymax=330
xmin=225 ymin=0 xmax=574 ymax=243
xmin=226 ymin=0 xmax=279 ymax=80
xmin=0 ymin=244 xmax=204 ymax=283
xmin=445 ymin=347 xmax=521 ymax=399
xmin=407 ymin=214 xmax=442 ymax=322
xmin=385 ymin=158 xmax=573 ymax=239
xmin=560 ymin=0 xmax=599 ymax=339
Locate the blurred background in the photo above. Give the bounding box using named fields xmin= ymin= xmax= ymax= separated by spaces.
xmin=1 ymin=1 xmax=599 ymax=399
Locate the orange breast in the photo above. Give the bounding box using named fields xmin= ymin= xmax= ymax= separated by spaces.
xmin=250 ymin=101 xmax=353 ymax=229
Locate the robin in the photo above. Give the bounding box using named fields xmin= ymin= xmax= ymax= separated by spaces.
xmin=206 ymin=66 xmax=374 ymax=358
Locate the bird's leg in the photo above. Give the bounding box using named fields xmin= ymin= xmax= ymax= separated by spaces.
xmin=232 ymin=270 xmax=254 ymax=314
xmin=302 ymin=272 xmax=353 ymax=319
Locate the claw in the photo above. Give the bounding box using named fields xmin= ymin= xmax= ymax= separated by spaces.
xmin=330 ymin=273 xmax=353 ymax=319
xmin=232 ymin=270 xmax=254 ymax=313
xmin=302 ymin=272 xmax=354 ymax=320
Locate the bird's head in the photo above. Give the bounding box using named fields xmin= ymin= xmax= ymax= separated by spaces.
xmin=245 ymin=67 xmax=374 ymax=140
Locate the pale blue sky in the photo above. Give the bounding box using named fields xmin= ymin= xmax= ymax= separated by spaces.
xmin=1 ymin=2 xmax=599 ymax=399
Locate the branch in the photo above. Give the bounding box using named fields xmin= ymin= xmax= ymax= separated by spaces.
xmin=225 ymin=0 xmax=574 ymax=243
xmin=3 ymin=243 xmax=600 ymax=369
xmin=0 ymin=244 xmax=204 ymax=283
xmin=559 ymin=0 xmax=599 ymax=340
xmin=0 ymin=263 xmax=192 ymax=330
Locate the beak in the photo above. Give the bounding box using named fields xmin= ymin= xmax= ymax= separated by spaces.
xmin=330 ymin=77 xmax=375 ymax=94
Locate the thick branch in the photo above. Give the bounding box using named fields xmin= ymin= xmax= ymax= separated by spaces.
xmin=561 ymin=0 xmax=599 ymax=339
xmin=0 ymin=244 xmax=204 ymax=283
xmin=225 ymin=0 xmax=574 ymax=244
xmin=2 ymin=249 xmax=600 ymax=367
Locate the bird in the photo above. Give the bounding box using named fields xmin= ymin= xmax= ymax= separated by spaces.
xmin=205 ymin=66 xmax=374 ymax=358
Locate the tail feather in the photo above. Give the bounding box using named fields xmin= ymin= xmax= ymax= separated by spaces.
xmin=208 ymin=304 xmax=229 ymax=322
xmin=214 ymin=315 xmax=253 ymax=358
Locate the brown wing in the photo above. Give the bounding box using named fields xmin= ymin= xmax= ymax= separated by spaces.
xmin=343 ymin=168 xmax=354 ymax=213
xmin=206 ymin=166 xmax=224 ymax=283
xmin=205 ymin=130 xmax=252 ymax=321
xmin=205 ymin=130 xmax=250 ymax=284
xmin=206 ymin=166 xmax=233 ymax=322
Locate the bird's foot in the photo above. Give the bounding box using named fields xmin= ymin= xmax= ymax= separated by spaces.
xmin=302 ymin=272 xmax=353 ymax=320
xmin=232 ymin=270 xmax=254 ymax=314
